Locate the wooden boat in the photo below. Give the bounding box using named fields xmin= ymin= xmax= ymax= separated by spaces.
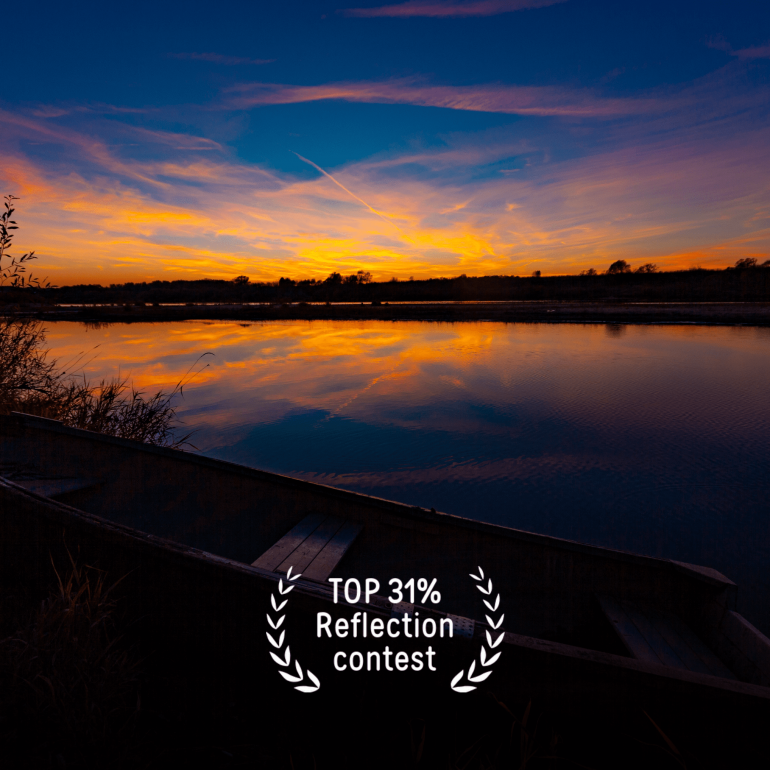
xmin=2 ymin=411 xmax=770 ymax=713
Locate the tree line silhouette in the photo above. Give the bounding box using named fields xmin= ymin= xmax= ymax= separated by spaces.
xmin=1 ymin=259 xmax=766 ymax=306
xmin=1 ymin=195 xmax=768 ymax=305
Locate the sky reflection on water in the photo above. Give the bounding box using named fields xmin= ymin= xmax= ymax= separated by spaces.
xmin=45 ymin=320 xmax=770 ymax=631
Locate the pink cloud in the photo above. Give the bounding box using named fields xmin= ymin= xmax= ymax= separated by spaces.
xmin=342 ymin=0 xmax=565 ymax=18
xmin=731 ymin=45 xmax=770 ymax=60
xmin=2 ymin=60 xmax=768 ymax=285
xmin=125 ymin=126 xmax=223 ymax=152
xmin=707 ymin=36 xmax=770 ymax=60
xmin=225 ymin=79 xmax=657 ymax=117
xmin=4 ymin=103 xmax=768 ymax=285
xmin=0 ymin=109 xmax=223 ymax=192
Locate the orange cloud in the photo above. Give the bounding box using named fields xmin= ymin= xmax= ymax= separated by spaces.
xmin=46 ymin=319 xmax=761 ymax=462
xmin=43 ymin=320 xmax=507 ymax=425
xmin=1 ymin=71 xmax=768 ymax=286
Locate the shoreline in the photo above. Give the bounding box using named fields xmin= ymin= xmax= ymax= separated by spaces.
xmin=6 ymin=300 xmax=770 ymax=326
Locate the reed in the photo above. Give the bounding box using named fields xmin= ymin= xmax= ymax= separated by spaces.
xmin=0 ymin=551 xmax=141 ymax=767
xmin=0 ymin=316 xmax=193 ymax=447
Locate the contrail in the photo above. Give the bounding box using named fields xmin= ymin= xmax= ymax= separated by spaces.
xmin=291 ymin=151 xmax=402 ymax=231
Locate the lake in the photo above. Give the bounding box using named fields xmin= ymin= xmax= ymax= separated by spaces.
xmin=44 ymin=319 xmax=770 ymax=632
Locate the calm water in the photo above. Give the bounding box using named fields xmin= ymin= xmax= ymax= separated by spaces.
xmin=45 ymin=320 xmax=770 ymax=631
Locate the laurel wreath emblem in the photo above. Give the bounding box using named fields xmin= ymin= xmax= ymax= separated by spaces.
xmin=266 ymin=566 xmax=321 ymax=693
xmin=450 ymin=567 xmax=504 ymax=693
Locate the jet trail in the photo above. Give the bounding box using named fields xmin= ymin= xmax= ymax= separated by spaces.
xmin=291 ymin=151 xmax=402 ymax=231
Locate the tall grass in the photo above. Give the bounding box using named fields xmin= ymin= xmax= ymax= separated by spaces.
xmin=0 ymin=552 xmax=141 ymax=767
xmin=0 ymin=316 xmax=195 ymax=447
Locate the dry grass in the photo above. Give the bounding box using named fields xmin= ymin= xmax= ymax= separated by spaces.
xmin=0 ymin=551 xmax=142 ymax=768
xmin=0 ymin=316 xmax=196 ymax=447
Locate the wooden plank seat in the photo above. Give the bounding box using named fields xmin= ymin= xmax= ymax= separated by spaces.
xmin=598 ymin=594 xmax=736 ymax=679
xmin=252 ymin=514 xmax=363 ymax=583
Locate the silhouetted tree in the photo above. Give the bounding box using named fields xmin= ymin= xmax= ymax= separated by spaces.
xmin=324 ymin=272 xmax=343 ymax=285
xmin=734 ymin=258 xmax=758 ymax=269
xmin=0 ymin=195 xmax=49 ymax=288
xmin=607 ymin=259 xmax=632 ymax=274
xmin=635 ymin=263 xmax=658 ymax=274
xmin=232 ymin=275 xmax=250 ymax=285
xmin=579 ymin=268 xmax=597 ymax=276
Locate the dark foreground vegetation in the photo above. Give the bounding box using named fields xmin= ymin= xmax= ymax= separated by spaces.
xmin=0 ymin=317 xmax=189 ymax=446
xmin=3 ymin=198 xmax=192 ymax=443
xmin=1 ymin=553 xmax=768 ymax=770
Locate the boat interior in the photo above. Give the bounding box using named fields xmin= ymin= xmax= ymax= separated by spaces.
xmin=2 ymin=412 xmax=770 ymax=689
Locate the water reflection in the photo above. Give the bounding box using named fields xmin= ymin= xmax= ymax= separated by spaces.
xmin=44 ymin=320 xmax=770 ymax=631
xmin=604 ymin=323 xmax=627 ymax=338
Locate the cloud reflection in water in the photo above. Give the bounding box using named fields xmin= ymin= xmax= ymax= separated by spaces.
xmin=44 ymin=319 xmax=770 ymax=630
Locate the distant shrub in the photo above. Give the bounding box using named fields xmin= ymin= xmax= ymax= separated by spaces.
xmin=607 ymin=259 xmax=632 ymax=274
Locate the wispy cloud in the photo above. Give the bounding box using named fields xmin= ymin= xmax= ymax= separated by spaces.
xmin=342 ymin=0 xmax=566 ymax=19
xmin=3 ymin=109 xmax=768 ymax=284
xmin=170 ymin=52 xmax=275 ymax=65
xmin=1 ymin=61 xmax=768 ymax=285
xmin=30 ymin=103 xmax=151 ymax=119
xmin=292 ymin=152 xmax=402 ymax=230
xmin=225 ymin=78 xmax=657 ymax=117
xmin=706 ymin=36 xmax=770 ymax=60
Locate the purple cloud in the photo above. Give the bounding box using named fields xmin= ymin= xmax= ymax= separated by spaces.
xmin=342 ymin=0 xmax=566 ymax=19
xmin=706 ymin=36 xmax=770 ymax=60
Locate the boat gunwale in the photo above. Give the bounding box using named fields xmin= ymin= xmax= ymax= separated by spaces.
xmin=2 ymin=474 xmax=769 ymax=702
xmin=1 ymin=412 xmax=734 ymax=589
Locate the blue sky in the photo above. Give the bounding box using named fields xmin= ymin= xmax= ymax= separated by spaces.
xmin=2 ymin=0 xmax=768 ymax=283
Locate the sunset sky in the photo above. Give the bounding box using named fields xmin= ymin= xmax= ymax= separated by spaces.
xmin=2 ymin=0 xmax=768 ymax=284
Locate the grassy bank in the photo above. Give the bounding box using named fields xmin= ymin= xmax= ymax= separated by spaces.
xmin=10 ymin=299 xmax=770 ymax=326
xmin=0 ymin=317 xmax=189 ymax=446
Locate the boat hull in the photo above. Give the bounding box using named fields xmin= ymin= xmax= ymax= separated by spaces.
xmin=2 ymin=413 xmax=769 ymax=712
